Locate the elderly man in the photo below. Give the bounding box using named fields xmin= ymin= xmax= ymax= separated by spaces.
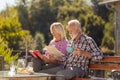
xmin=40 ymin=20 xmax=103 ymax=80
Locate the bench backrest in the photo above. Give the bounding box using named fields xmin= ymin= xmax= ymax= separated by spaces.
xmin=71 ymin=56 xmax=120 ymax=80
xmin=89 ymin=56 xmax=120 ymax=71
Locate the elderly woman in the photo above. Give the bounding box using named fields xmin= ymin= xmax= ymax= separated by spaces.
xmin=30 ymin=22 xmax=67 ymax=72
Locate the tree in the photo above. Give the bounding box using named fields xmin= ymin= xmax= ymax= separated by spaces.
xmin=101 ymin=13 xmax=114 ymax=50
xmin=19 ymin=31 xmax=36 ymax=51
xmin=0 ymin=7 xmax=33 ymax=50
xmin=28 ymin=0 xmax=57 ymax=44
xmin=0 ymin=36 xmax=18 ymax=65
xmin=91 ymin=0 xmax=115 ymax=50
xmin=1 ymin=0 xmax=113 ymax=51
xmin=91 ymin=0 xmax=111 ymax=22
xmin=57 ymin=0 xmax=105 ymax=46
xmin=15 ymin=0 xmax=33 ymax=31
xmin=35 ymin=32 xmax=46 ymax=50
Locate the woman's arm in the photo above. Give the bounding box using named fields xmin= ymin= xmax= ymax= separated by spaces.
xmin=37 ymin=53 xmax=50 ymax=62
xmin=37 ymin=52 xmax=61 ymax=63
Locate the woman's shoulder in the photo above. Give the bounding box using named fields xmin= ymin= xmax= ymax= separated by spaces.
xmin=49 ymin=39 xmax=68 ymax=45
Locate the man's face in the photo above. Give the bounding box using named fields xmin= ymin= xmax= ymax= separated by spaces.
xmin=67 ymin=23 xmax=79 ymax=40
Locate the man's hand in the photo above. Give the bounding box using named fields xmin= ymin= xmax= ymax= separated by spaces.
xmin=73 ymin=48 xmax=92 ymax=58
xmin=73 ymin=48 xmax=82 ymax=55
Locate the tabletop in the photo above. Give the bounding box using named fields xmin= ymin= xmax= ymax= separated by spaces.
xmin=0 ymin=71 xmax=63 ymax=78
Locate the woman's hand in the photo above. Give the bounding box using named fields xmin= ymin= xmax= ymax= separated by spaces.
xmin=49 ymin=55 xmax=57 ymax=62
xmin=34 ymin=50 xmax=42 ymax=56
xmin=49 ymin=54 xmax=62 ymax=63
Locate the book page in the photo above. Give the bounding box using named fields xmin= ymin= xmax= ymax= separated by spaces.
xmin=43 ymin=45 xmax=64 ymax=58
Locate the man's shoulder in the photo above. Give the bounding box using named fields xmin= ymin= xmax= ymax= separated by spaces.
xmin=81 ymin=34 xmax=92 ymax=41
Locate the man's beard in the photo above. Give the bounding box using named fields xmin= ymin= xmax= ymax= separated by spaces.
xmin=70 ymin=33 xmax=78 ymax=40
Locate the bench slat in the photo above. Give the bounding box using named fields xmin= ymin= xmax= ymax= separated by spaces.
xmin=89 ymin=63 xmax=120 ymax=71
xmin=98 ymin=56 xmax=120 ymax=62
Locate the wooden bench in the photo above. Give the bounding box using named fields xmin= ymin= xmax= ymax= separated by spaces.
xmin=0 ymin=55 xmax=4 ymax=70
xmin=72 ymin=56 xmax=120 ymax=80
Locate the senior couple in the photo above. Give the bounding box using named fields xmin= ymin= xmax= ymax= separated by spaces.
xmin=30 ymin=19 xmax=103 ymax=80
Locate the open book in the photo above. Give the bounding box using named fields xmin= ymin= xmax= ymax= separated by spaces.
xmin=43 ymin=45 xmax=64 ymax=59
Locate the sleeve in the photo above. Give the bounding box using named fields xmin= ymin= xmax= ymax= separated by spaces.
xmin=88 ymin=38 xmax=103 ymax=61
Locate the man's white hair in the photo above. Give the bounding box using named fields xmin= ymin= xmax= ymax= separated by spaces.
xmin=68 ymin=20 xmax=81 ymax=27
xmin=68 ymin=19 xmax=82 ymax=32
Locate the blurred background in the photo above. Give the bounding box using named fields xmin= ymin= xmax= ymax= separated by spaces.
xmin=0 ymin=0 xmax=116 ymax=65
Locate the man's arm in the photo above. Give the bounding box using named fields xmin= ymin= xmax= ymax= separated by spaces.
xmin=73 ymin=38 xmax=103 ymax=60
xmin=73 ymin=48 xmax=92 ymax=58
xmin=86 ymin=38 xmax=103 ymax=61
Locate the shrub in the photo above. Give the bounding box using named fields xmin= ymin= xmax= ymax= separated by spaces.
xmin=0 ymin=37 xmax=18 ymax=65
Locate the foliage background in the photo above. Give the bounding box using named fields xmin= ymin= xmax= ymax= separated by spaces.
xmin=0 ymin=0 xmax=115 ymax=64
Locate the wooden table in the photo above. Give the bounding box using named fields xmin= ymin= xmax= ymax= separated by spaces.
xmin=0 ymin=71 xmax=63 ymax=80
xmin=0 ymin=77 xmax=47 ymax=80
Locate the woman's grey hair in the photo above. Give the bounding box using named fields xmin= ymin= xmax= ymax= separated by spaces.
xmin=67 ymin=20 xmax=82 ymax=32
xmin=50 ymin=22 xmax=66 ymax=40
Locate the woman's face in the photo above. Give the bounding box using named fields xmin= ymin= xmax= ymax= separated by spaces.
xmin=51 ymin=27 xmax=61 ymax=41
